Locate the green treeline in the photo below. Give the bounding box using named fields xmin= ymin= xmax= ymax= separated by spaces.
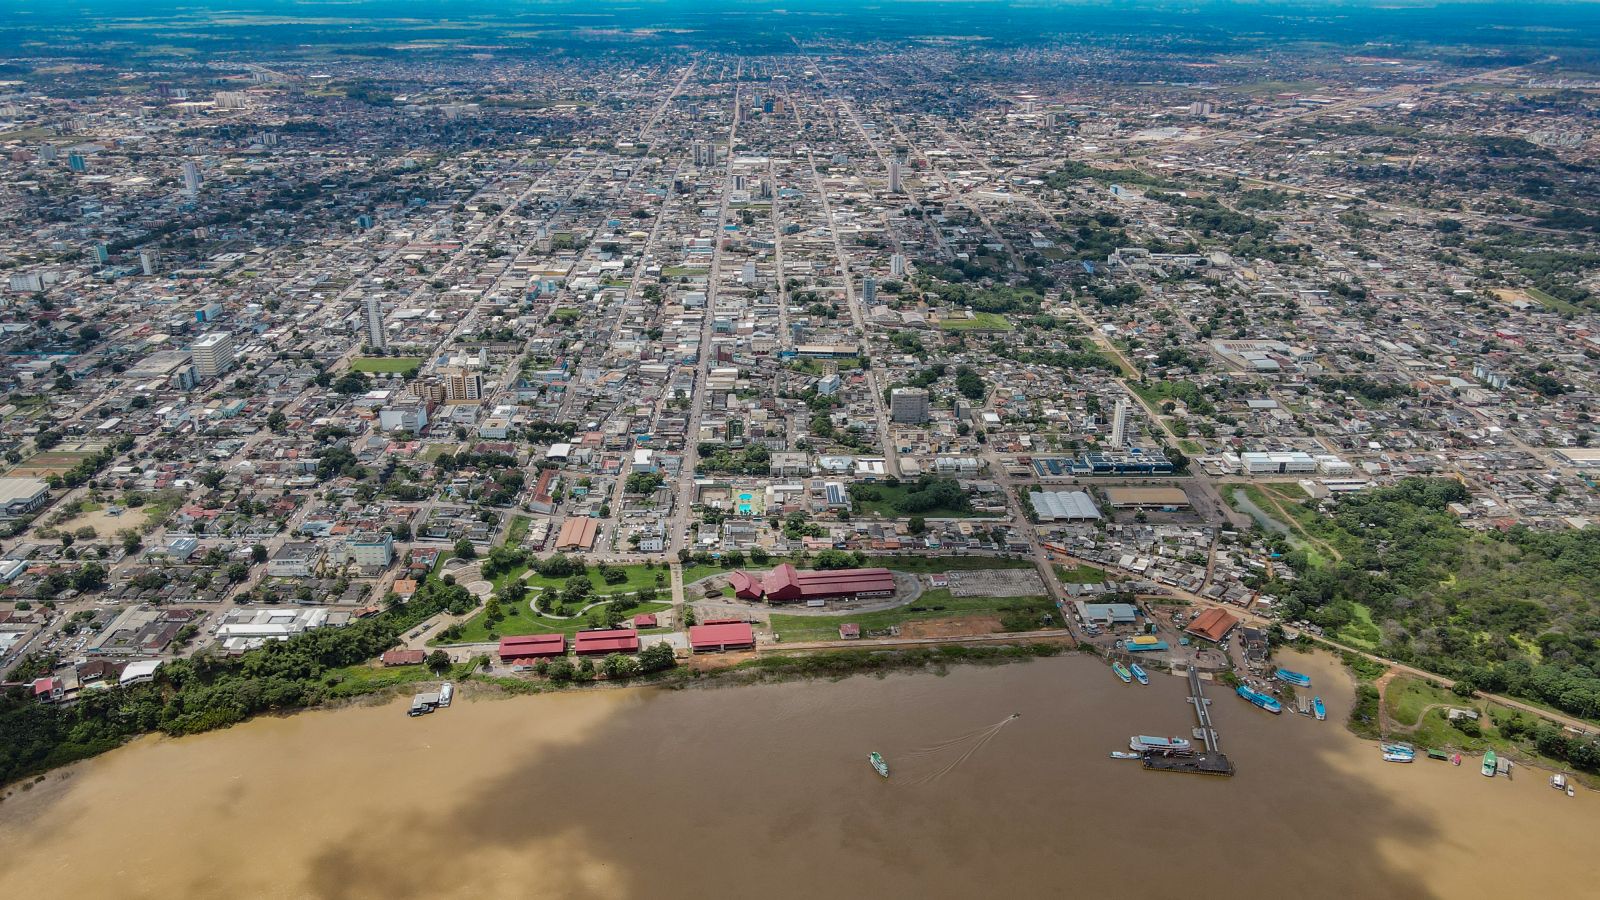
xmin=1267 ymin=478 xmax=1600 ymax=729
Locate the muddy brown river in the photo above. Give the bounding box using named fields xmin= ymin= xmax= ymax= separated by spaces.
xmin=1 ymin=649 xmax=1595 ymax=899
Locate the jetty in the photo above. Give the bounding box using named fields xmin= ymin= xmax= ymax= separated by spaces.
xmin=1143 ymin=666 xmax=1234 ymax=776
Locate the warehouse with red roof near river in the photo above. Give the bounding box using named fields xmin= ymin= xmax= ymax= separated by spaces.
xmin=573 ymin=629 xmax=640 ymax=656
xmin=728 ymin=564 xmax=896 ymax=604
xmin=498 ymin=634 xmax=567 ymax=661
xmin=689 ymin=621 xmax=756 ymax=652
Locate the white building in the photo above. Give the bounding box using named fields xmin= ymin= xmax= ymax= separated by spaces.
xmin=1242 ymin=451 xmax=1317 ymax=475
xmin=190 ymin=331 xmax=235 ymax=380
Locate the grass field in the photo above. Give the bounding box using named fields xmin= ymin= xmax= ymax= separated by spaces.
xmin=523 ymin=562 xmax=670 ymax=596
xmin=939 ymin=311 xmax=1013 ymax=332
xmin=1525 ymin=286 xmax=1586 ymax=316
xmin=851 ymin=483 xmax=978 ymax=519
xmin=1337 ymin=602 xmax=1382 ymax=650
xmin=352 ymin=357 xmax=424 ymax=373
xmin=768 ymin=588 xmax=1054 ymax=642
xmin=503 ymin=515 xmax=531 ymax=547
xmin=1054 ymin=563 xmax=1109 ymax=584
xmin=443 ymin=600 xmax=671 ymax=643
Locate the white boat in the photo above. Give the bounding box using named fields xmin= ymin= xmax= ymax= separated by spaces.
xmin=1551 ymin=773 xmax=1567 ymax=791
xmin=1110 ymin=751 xmax=1142 ymax=760
xmin=438 ymin=682 xmax=455 ymax=708
xmin=1382 ymin=751 xmax=1415 ymax=763
xmin=1130 ymin=735 xmax=1192 ymax=753
xmin=869 ymin=752 xmax=889 ymax=778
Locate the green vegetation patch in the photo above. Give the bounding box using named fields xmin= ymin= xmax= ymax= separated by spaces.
xmin=351 ymin=357 xmax=424 ymax=373
xmin=768 ymin=589 xmax=1055 ymax=642
xmin=939 ymin=311 xmax=1013 ymax=332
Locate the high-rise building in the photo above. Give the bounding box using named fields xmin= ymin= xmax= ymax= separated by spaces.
xmin=1110 ymin=398 xmax=1128 ymax=448
xmin=444 ymin=367 xmax=483 ymax=402
xmin=37 ymin=144 xmax=58 ymax=163
xmin=91 ymin=243 xmax=109 ymax=265
xmin=182 ymin=160 xmax=203 ymax=195
xmin=888 ymin=158 xmax=902 ymax=194
xmin=862 ymin=275 xmax=877 ymax=304
xmin=363 ymin=296 xmax=386 ymax=350
xmin=890 ymin=253 xmax=906 ymax=277
xmin=890 ymin=387 xmax=930 ymax=424
xmin=191 ymin=331 xmax=236 ymax=380
xmin=67 ymin=152 xmax=87 ymax=173
xmin=139 ymin=248 xmax=160 ymax=276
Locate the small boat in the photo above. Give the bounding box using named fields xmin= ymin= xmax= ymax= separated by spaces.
xmin=1236 ymin=684 xmax=1283 ymax=714
xmin=1568 ymin=784 xmax=1576 ymax=798
xmin=1112 ymin=661 xmax=1133 ymax=684
xmin=1131 ymin=735 xmax=1193 ymax=753
xmin=1452 ymin=753 xmax=1462 ymax=767
xmin=1426 ymin=749 xmax=1450 ymax=761
xmin=1110 ymin=751 xmax=1143 ymax=760
xmin=1312 ymin=696 xmax=1326 ymax=720
xmin=1130 ymin=663 xmax=1149 ymax=685
xmin=1482 ymin=750 xmax=1497 ymax=777
xmin=1498 ymin=757 xmax=1513 ymax=779
xmin=1275 ymin=668 xmax=1312 ymax=688
xmin=1383 ymin=751 xmax=1415 ymax=763
xmin=438 ymin=682 xmax=454 ymax=708
xmin=1551 ymin=773 xmax=1567 ymax=791
xmin=869 ymin=752 xmax=889 ymax=778
xmin=1381 ymin=742 xmax=1415 ymax=755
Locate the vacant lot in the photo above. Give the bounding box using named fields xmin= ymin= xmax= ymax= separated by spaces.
xmin=351 ymin=357 xmax=424 ymax=373
xmin=768 ymin=589 xmax=1054 ymax=642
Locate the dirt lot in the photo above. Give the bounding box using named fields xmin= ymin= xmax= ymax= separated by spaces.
xmin=55 ymin=507 xmax=151 ymax=538
xmin=944 ymin=569 xmax=1046 ymax=598
xmin=899 ymin=615 xmax=1003 ymax=639
xmin=685 ymin=650 xmax=756 ymax=671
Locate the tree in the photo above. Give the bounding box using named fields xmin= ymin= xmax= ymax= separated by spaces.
xmin=638 ymin=642 xmax=677 ymax=673
xmin=602 ymin=653 xmax=640 ymax=679
xmin=72 ymin=562 xmax=107 ymax=592
xmin=908 ymin=516 xmax=927 ymax=535
xmin=453 ymin=538 xmax=477 ymax=560
xmin=226 ymin=561 xmax=251 ymax=583
xmin=251 ymin=544 xmax=268 ymax=564
xmin=426 ymin=650 xmax=452 ymax=674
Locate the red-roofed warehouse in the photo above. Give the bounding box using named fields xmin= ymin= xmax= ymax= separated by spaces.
xmin=729 ymin=564 xmax=896 ymax=604
xmin=573 ymin=629 xmax=640 ymax=656
xmin=498 ymin=634 xmax=567 ymax=661
xmin=689 ymin=622 xmax=756 ymax=653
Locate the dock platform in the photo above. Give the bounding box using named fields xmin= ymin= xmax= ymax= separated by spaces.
xmin=1143 ymin=751 xmax=1235 ymax=776
xmin=1140 ymin=665 xmax=1234 ymax=776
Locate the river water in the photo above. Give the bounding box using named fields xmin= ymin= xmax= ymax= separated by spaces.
xmin=1 ymin=649 xmax=1596 ymax=900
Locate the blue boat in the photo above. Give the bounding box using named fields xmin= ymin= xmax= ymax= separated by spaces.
xmin=1237 ymin=685 xmax=1283 ymax=714
xmin=1313 ymin=696 xmax=1326 ymax=720
xmin=1111 ymin=661 xmax=1132 ymax=684
xmin=1130 ymin=663 xmax=1149 ymax=685
xmin=1275 ymin=668 xmax=1312 ymax=688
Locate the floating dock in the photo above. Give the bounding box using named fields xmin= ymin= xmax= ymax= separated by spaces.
xmin=1143 ymin=666 xmax=1234 ymax=776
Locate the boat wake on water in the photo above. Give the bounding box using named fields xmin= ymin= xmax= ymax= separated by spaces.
xmin=906 ymin=714 xmax=1021 ymax=784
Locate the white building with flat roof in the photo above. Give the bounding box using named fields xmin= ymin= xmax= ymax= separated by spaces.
xmin=191 ymin=331 xmax=235 ymax=379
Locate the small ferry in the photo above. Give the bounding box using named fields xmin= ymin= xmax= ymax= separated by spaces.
xmin=1130 ymin=735 xmax=1193 ymax=753
xmin=1110 ymin=751 xmax=1143 ymax=760
xmin=1383 ymin=750 xmax=1416 ymax=763
xmin=438 ymin=682 xmax=454 ymax=708
xmin=1274 ymin=668 xmax=1312 ymax=688
xmin=869 ymin=752 xmax=889 ymax=778
xmin=1551 ymin=773 xmax=1567 ymax=791
xmin=1312 ymin=696 xmax=1326 ymax=720
xmin=1236 ymin=684 xmax=1283 ymax=714
xmin=1130 ymin=663 xmax=1149 ymax=685
xmin=1482 ymin=750 xmax=1497 ymax=777
xmin=1112 ymin=661 xmax=1133 ymax=684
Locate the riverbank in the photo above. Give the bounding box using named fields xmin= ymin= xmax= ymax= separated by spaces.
xmin=5 ymin=652 xmax=1597 ymax=899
